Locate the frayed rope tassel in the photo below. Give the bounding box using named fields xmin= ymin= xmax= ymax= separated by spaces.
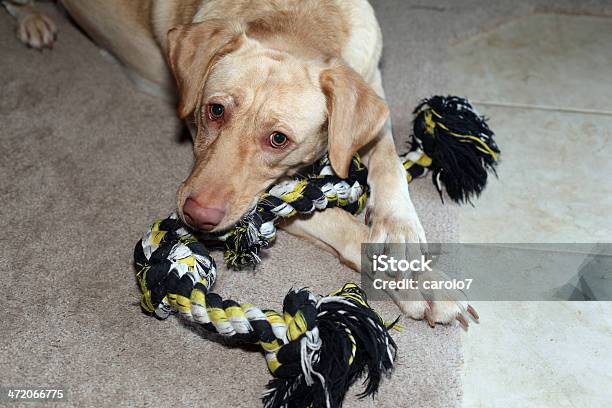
xmin=404 ymin=95 xmax=500 ymax=204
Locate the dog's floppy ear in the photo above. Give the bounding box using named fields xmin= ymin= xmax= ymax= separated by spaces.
xmin=166 ymin=19 xmax=244 ymax=119
xmin=320 ymin=63 xmax=389 ymax=178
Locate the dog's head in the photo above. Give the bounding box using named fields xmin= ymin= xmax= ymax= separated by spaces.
xmin=167 ymin=18 xmax=388 ymax=231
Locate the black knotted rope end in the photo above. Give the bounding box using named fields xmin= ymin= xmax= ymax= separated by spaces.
xmin=262 ymin=284 xmax=396 ymax=408
xmin=409 ymin=95 xmax=500 ymax=204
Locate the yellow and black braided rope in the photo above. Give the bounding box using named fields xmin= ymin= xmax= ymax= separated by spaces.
xmin=134 ymin=217 xmax=396 ymax=407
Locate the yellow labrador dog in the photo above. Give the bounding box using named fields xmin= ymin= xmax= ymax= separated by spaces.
xmin=4 ymin=0 xmax=474 ymax=325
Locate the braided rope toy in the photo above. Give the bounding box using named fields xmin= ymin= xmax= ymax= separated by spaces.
xmin=134 ymin=95 xmax=499 ymax=407
xmin=134 ymin=216 xmax=396 ymax=408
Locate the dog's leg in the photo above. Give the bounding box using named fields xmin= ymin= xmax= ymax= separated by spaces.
xmin=348 ymin=68 xmax=475 ymax=326
xmin=2 ymin=0 xmax=57 ymax=49
xmin=280 ymin=208 xmax=367 ymax=271
xmin=362 ymin=68 xmax=427 ymax=249
xmin=281 ymin=207 xmax=477 ymax=327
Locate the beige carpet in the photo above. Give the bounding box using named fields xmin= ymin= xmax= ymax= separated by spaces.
xmin=0 ymin=2 xmax=479 ymax=407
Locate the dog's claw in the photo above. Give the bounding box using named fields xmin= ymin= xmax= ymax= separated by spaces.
xmin=467 ymin=304 xmax=479 ymax=321
xmin=424 ymin=307 xmax=435 ymax=328
xmin=456 ymin=314 xmax=469 ymax=329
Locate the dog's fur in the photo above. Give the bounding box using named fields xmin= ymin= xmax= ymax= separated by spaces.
xmin=3 ymin=0 xmax=474 ymax=325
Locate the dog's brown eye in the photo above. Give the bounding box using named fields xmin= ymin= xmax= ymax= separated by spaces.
xmin=208 ymin=104 xmax=224 ymax=120
xmin=270 ymin=132 xmax=288 ymax=148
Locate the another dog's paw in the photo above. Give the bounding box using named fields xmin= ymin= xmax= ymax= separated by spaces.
xmin=17 ymin=11 xmax=56 ymax=49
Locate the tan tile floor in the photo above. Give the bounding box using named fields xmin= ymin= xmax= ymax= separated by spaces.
xmin=447 ymin=13 xmax=612 ymax=408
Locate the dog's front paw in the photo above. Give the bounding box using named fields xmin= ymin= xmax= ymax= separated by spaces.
xmin=17 ymin=11 xmax=57 ymax=49
xmin=386 ymin=268 xmax=480 ymax=328
xmin=398 ymin=299 xmax=479 ymax=328
xmin=366 ymin=193 xmax=477 ymax=327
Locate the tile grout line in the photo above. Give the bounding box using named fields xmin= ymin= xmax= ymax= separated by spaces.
xmin=470 ymin=100 xmax=612 ymax=116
